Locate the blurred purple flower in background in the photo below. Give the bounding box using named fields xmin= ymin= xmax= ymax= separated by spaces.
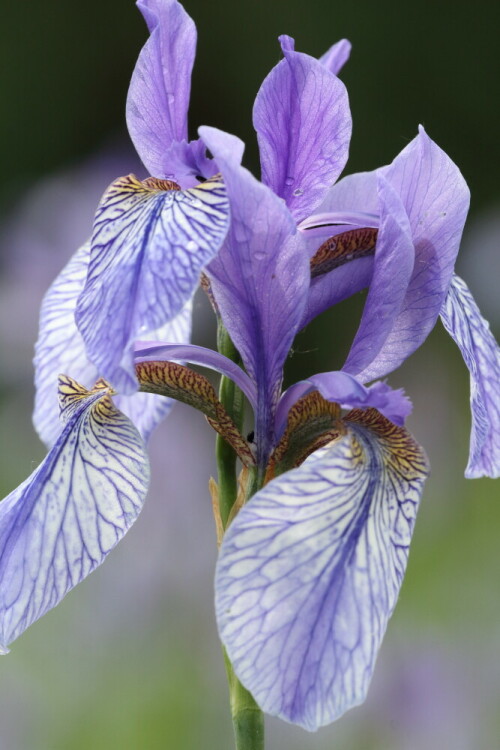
xmin=0 ymin=0 xmax=498 ymax=745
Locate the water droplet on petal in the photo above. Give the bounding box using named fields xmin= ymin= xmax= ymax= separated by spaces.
xmin=292 ymin=188 xmax=304 ymax=197
xmin=254 ymin=251 xmax=266 ymax=261
xmin=285 ymin=176 xmax=294 ymax=186
xmin=167 ymin=93 xmax=175 ymax=104
xmin=186 ymin=240 xmax=198 ymax=252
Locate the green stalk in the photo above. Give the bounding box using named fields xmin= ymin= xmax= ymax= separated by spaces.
xmin=215 ymin=322 xmax=265 ymax=749
xmin=222 ymin=464 xmax=265 ymax=749
xmin=216 ymin=322 xmax=245 ymax=526
xmin=224 ymin=650 xmax=265 ymax=750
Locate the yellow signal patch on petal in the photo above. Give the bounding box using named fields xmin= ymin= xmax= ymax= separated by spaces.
xmin=345 ymin=407 xmax=429 ymax=481
xmin=269 ymin=390 xmax=343 ymax=478
xmin=0 ymin=375 xmax=150 ymax=652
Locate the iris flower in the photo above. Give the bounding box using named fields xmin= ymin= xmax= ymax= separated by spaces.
xmin=0 ymin=0 xmax=498 ymax=741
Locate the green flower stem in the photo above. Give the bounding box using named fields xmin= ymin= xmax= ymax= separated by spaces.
xmin=216 ymin=322 xmax=245 ymax=526
xmin=216 ymin=322 xmax=265 ymax=749
xmin=224 ymin=650 xmax=265 ymax=750
xmin=222 ymin=465 xmax=265 ymax=749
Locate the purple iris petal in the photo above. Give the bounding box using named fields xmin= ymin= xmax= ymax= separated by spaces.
xmin=440 ymin=274 xmax=500 ymax=478
xmin=253 ymin=35 xmax=352 ymax=222
xmin=199 ymin=126 xmax=310 ymax=464
xmin=319 ymin=39 xmax=352 ymax=76
xmin=0 ymin=377 xmax=150 ymax=653
xmin=216 ymin=415 xmax=428 ymax=730
xmin=126 ymin=0 xmax=198 ymax=181
xmin=34 ymin=242 xmax=192 ymax=447
xmin=276 ymin=371 xmax=412 ymax=436
xmin=354 ymin=127 xmax=470 ymax=381
xmin=297 ymin=171 xmax=379 ymax=327
xmin=301 ymin=257 xmax=374 ymax=330
xmin=310 ymin=169 xmax=379 ymax=219
xmin=134 ymin=342 xmax=258 ymax=409
xmin=342 ymin=175 xmax=414 ymax=375
xmin=158 ymin=138 xmax=221 ymax=189
xmin=76 ymin=175 xmax=229 ymax=395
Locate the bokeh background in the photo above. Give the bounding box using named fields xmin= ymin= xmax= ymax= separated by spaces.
xmin=1 ymin=1 xmax=499 ymax=748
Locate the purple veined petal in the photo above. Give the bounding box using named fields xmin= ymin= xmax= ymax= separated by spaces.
xmin=253 ymin=35 xmax=352 ymax=222
xmin=34 ymin=242 xmax=97 ymax=446
xmin=276 ymin=371 xmax=412 ymax=437
xmin=356 ymin=127 xmax=470 ymax=382
xmin=34 ymin=242 xmax=192 ymax=447
xmin=343 ymin=175 xmax=414 ymax=375
xmin=216 ymin=411 xmax=428 ymax=730
xmin=199 ymin=126 xmax=310 ymax=465
xmin=76 ymin=174 xmax=229 ymax=395
xmin=134 ymin=342 xmax=258 ymax=409
xmin=319 ymin=39 xmax=352 ymax=76
xmin=114 ymin=305 xmax=193 ymax=437
xmin=0 ymin=376 xmax=150 ymax=653
xmin=440 ymin=274 xmax=500 ymax=478
xmin=126 ymin=0 xmax=196 ymax=179
xmin=301 ymin=256 xmax=374 ymax=330
xmin=311 ymin=169 xmax=379 ymax=218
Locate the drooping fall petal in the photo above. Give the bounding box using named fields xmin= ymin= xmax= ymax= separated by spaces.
xmin=0 ymin=377 xmax=150 ymax=652
xmin=216 ymin=410 xmax=428 ymax=730
xmin=76 ymin=174 xmax=229 ymax=394
xmin=440 ymin=274 xmax=500 ymax=478
xmin=33 ymin=242 xmax=192 ymax=447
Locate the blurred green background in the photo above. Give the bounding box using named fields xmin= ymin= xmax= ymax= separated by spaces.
xmin=0 ymin=1 xmax=499 ymax=748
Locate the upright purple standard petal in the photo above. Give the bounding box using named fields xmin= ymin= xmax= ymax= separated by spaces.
xmin=305 ymin=169 xmax=379 ymax=223
xmin=353 ymin=128 xmax=470 ymax=381
xmin=76 ymin=175 xmax=229 ymax=394
xmin=302 ymin=256 xmax=374 ymax=330
xmin=126 ymin=0 xmax=196 ymax=179
xmin=440 ymin=274 xmax=500 ymax=478
xmin=199 ymin=127 xmax=310 ymax=464
xmin=0 ymin=377 xmax=150 ymax=652
xmin=319 ymin=39 xmax=351 ymax=76
xmin=34 ymin=242 xmax=192 ymax=447
xmin=342 ymin=175 xmax=414 ymax=374
xmin=216 ymin=411 xmax=428 ymax=730
xmin=253 ymin=35 xmax=352 ymax=222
